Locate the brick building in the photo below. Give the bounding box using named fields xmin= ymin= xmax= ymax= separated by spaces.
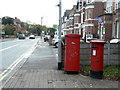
xmin=68 ymin=5 xmax=76 ymax=34
xmin=98 ymin=0 xmax=120 ymax=41
xmin=111 ymin=0 xmax=120 ymax=39
xmin=84 ymin=1 xmax=105 ymax=39
xmin=74 ymin=0 xmax=105 ymax=41
xmin=62 ymin=0 xmax=120 ymax=41
xmin=62 ymin=6 xmax=76 ymax=34
xmin=62 ymin=10 xmax=71 ymax=35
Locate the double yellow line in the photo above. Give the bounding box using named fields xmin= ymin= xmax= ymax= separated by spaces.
xmin=0 ymin=55 xmax=24 ymax=81
xmin=0 ymin=38 xmax=39 ymax=81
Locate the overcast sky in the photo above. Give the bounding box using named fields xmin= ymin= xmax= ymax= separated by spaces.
xmin=0 ymin=0 xmax=77 ymax=27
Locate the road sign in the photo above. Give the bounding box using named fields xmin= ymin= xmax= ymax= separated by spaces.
xmin=101 ymin=22 xmax=104 ymax=27
xmin=53 ymin=24 xmax=58 ymax=29
xmin=95 ymin=18 xmax=99 ymax=21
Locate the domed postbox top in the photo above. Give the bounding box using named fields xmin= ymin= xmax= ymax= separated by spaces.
xmin=65 ymin=34 xmax=82 ymax=38
xmin=90 ymin=40 xmax=106 ymax=44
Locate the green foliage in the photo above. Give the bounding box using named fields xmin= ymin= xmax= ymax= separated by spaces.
xmin=81 ymin=65 xmax=120 ymax=80
xmin=1 ymin=16 xmax=51 ymax=36
xmin=81 ymin=65 xmax=90 ymax=72
xmin=53 ymin=24 xmax=58 ymax=29
xmin=29 ymin=25 xmax=48 ymax=35
xmin=36 ymin=25 xmax=42 ymax=35
xmin=20 ymin=22 xmax=25 ymax=28
xmin=48 ymin=28 xmax=56 ymax=35
xmin=2 ymin=16 xmax=14 ymax=25
xmin=18 ymin=31 xmax=22 ymax=34
xmin=3 ymin=24 xmax=16 ymax=35
xmin=103 ymin=65 xmax=120 ymax=79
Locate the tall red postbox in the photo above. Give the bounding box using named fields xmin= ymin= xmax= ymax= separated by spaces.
xmin=90 ymin=40 xmax=106 ymax=79
xmin=64 ymin=34 xmax=82 ymax=73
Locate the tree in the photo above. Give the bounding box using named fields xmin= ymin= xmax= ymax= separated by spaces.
xmin=42 ymin=25 xmax=48 ymax=35
xmin=2 ymin=16 xmax=14 ymax=25
xmin=36 ymin=25 xmax=42 ymax=36
xmin=48 ymin=28 xmax=56 ymax=35
xmin=3 ymin=24 xmax=16 ymax=35
xmin=29 ymin=24 xmax=47 ymax=35
xmin=2 ymin=16 xmax=51 ymax=36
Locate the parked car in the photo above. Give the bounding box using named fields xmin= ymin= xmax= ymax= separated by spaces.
xmin=44 ymin=35 xmax=50 ymax=42
xmin=18 ymin=34 xmax=25 ymax=39
xmin=52 ymin=36 xmax=59 ymax=48
xmin=29 ymin=35 xmax=35 ymax=39
xmin=80 ymin=39 xmax=84 ymax=43
xmin=110 ymin=39 xmax=120 ymax=43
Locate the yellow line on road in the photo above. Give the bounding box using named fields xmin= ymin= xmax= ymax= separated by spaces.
xmin=0 ymin=55 xmax=23 ymax=77
xmin=0 ymin=39 xmax=40 ymax=81
xmin=0 ymin=55 xmax=24 ymax=81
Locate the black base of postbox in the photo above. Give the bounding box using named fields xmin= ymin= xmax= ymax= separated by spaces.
xmin=90 ymin=70 xmax=103 ymax=79
xmin=64 ymin=71 xmax=79 ymax=74
xmin=58 ymin=62 xmax=62 ymax=70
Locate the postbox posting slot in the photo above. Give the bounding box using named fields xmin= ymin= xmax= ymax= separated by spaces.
xmin=92 ymin=47 xmax=98 ymax=48
xmin=92 ymin=45 xmax=98 ymax=48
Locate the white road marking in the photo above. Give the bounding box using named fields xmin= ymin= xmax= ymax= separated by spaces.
xmin=0 ymin=55 xmax=24 ymax=81
xmin=0 ymin=39 xmax=39 ymax=81
xmin=0 ymin=44 xmax=18 ymax=52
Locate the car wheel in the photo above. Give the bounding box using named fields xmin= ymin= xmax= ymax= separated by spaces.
xmin=55 ymin=42 xmax=58 ymax=48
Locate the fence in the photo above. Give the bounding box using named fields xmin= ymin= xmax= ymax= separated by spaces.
xmin=80 ymin=43 xmax=120 ymax=65
xmin=61 ymin=39 xmax=119 ymax=70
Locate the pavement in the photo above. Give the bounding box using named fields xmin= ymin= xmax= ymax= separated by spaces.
xmin=1 ymin=38 xmax=119 ymax=90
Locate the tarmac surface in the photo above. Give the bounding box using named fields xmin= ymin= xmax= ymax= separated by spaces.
xmin=0 ymin=38 xmax=16 ymax=42
xmin=1 ymin=39 xmax=119 ymax=89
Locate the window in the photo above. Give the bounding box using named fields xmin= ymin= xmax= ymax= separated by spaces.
xmin=83 ymin=1 xmax=86 ymax=6
xmin=118 ymin=1 xmax=120 ymax=9
xmin=86 ymin=9 xmax=92 ymax=19
xmin=83 ymin=13 xmax=85 ymax=22
xmin=81 ymin=13 xmax=84 ymax=23
xmin=75 ymin=16 xmax=79 ymax=23
xmin=88 ymin=26 xmax=91 ymax=34
xmin=87 ymin=9 xmax=92 ymax=19
xmin=85 ymin=10 xmax=87 ymax=20
xmin=106 ymin=1 xmax=113 ymax=13
xmin=115 ymin=0 xmax=120 ymax=9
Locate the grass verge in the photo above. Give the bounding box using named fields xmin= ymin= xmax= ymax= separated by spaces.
xmin=80 ymin=65 xmax=120 ymax=80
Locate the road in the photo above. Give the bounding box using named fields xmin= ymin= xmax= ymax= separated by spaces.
xmin=0 ymin=36 xmax=40 ymax=85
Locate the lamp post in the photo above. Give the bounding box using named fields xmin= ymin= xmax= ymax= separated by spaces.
xmin=41 ymin=17 xmax=43 ymax=26
xmin=58 ymin=0 xmax=62 ymax=70
xmin=0 ymin=18 xmax=2 ymax=38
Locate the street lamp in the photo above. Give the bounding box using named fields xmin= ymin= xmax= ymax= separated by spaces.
xmin=57 ymin=0 xmax=62 ymax=70
xmin=41 ymin=17 xmax=43 ymax=26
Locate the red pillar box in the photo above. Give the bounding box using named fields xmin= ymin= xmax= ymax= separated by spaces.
xmin=90 ymin=40 xmax=106 ymax=79
xmin=64 ymin=34 xmax=82 ymax=73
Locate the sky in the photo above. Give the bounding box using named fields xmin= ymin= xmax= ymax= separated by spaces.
xmin=0 ymin=0 xmax=77 ymax=27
